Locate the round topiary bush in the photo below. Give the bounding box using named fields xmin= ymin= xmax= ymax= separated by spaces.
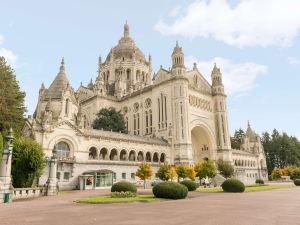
xmin=111 ymin=181 xmax=137 ymax=193
xmin=294 ymin=179 xmax=300 ymax=186
xmin=221 ymin=179 xmax=245 ymax=193
xmin=152 ymin=182 xmax=188 ymax=199
xmin=180 ymin=180 xmax=198 ymax=191
xmin=255 ymin=179 xmax=264 ymax=185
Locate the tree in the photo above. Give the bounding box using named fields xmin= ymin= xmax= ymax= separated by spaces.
xmin=0 ymin=57 xmax=26 ymax=135
xmin=262 ymin=129 xmax=300 ymax=174
xmin=186 ymin=166 xmax=196 ymax=180
xmin=92 ymin=107 xmax=126 ymax=133
xmin=157 ymin=164 xmax=171 ymax=181
xmin=194 ymin=159 xmax=217 ymax=181
xmin=231 ymin=128 xmax=245 ymax=149
xmin=271 ymin=167 xmax=282 ymax=180
xmin=12 ymin=137 xmax=45 ymax=188
xmin=168 ymin=166 xmax=177 ymax=181
xmin=217 ymin=159 xmax=234 ymax=178
xmin=175 ymin=164 xmax=188 ymax=181
xmin=136 ymin=162 xmax=153 ymax=189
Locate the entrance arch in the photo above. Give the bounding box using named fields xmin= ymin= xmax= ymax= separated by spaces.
xmin=191 ymin=126 xmax=214 ymax=162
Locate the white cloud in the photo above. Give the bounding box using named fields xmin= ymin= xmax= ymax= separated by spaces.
xmin=186 ymin=56 xmax=267 ymax=95
xmin=168 ymin=5 xmax=182 ymax=18
xmin=288 ymin=56 xmax=300 ymax=65
xmin=0 ymin=34 xmax=17 ymax=66
xmin=155 ymin=0 xmax=300 ymax=48
xmin=0 ymin=48 xmax=18 ymax=66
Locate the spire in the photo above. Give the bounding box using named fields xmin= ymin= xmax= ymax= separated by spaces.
xmin=247 ymin=120 xmax=250 ymax=128
xmin=46 ymin=58 xmax=70 ymax=99
xmin=98 ymin=56 xmax=102 ymax=75
xmin=124 ymin=20 xmax=129 ymax=38
xmin=40 ymin=82 xmax=45 ymax=90
xmin=171 ymin=41 xmax=185 ymax=69
xmin=193 ymin=62 xmax=198 ymax=71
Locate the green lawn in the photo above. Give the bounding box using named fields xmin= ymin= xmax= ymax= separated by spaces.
xmin=76 ymin=194 xmax=161 ymax=204
xmin=196 ymin=184 xmax=296 ymax=193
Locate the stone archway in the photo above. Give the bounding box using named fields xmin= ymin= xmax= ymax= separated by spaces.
xmin=191 ymin=126 xmax=213 ymax=162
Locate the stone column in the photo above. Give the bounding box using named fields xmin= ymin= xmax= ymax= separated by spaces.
xmin=0 ymin=128 xmax=13 ymax=203
xmin=46 ymin=145 xmax=58 ymax=196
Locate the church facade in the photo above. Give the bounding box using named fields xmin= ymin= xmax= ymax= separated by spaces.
xmin=24 ymin=23 xmax=267 ymax=190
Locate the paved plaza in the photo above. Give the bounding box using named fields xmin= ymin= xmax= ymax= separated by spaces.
xmin=1 ymin=187 xmax=300 ymax=225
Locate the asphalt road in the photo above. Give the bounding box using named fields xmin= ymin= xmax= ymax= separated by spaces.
xmin=1 ymin=187 xmax=300 ymax=225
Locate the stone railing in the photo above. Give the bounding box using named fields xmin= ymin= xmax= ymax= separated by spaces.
xmin=13 ymin=187 xmax=47 ymax=200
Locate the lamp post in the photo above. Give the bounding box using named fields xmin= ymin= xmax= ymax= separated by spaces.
xmin=46 ymin=144 xmax=58 ymax=196
xmin=0 ymin=128 xmax=14 ymax=203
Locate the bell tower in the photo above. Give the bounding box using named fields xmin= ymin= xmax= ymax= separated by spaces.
xmin=211 ymin=64 xmax=231 ymax=160
xmin=171 ymin=41 xmax=186 ymax=76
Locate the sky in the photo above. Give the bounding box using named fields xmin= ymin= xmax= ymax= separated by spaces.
xmin=0 ymin=0 xmax=300 ymax=138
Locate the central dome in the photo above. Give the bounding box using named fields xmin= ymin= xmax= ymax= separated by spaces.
xmin=105 ymin=22 xmax=146 ymax=63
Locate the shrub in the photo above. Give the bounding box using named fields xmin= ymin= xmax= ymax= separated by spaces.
xmin=111 ymin=181 xmax=137 ymax=193
xmin=294 ymin=179 xmax=300 ymax=186
xmin=152 ymin=182 xmax=188 ymax=199
xmin=287 ymin=165 xmax=300 ymax=180
xmin=110 ymin=191 xmax=137 ymax=198
xmin=255 ymin=179 xmax=264 ymax=185
xmin=271 ymin=167 xmax=282 ymax=180
xmin=180 ymin=180 xmax=197 ymax=191
xmin=221 ymin=179 xmax=245 ymax=193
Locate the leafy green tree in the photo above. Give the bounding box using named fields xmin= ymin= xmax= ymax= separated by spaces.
xmin=217 ymin=159 xmax=234 ymax=178
xmin=231 ymin=128 xmax=245 ymax=149
xmin=175 ymin=164 xmax=188 ymax=182
xmin=12 ymin=137 xmax=45 ymax=188
xmin=262 ymin=129 xmax=300 ymax=174
xmin=157 ymin=164 xmax=172 ymax=181
xmin=136 ymin=162 xmax=153 ymax=189
xmin=92 ymin=107 xmax=126 ymax=133
xmin=194 ymin=159 xmax=217 ymax=180
xmin=0 ymin=57 xmax=26 ymax=135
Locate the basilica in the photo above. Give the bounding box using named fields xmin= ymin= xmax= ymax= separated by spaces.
xmin=24 ymin=22 xmax=267 ymax=190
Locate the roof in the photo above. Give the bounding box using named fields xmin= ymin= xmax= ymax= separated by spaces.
xmin=46 ymin=58 xmax=70 ymax=99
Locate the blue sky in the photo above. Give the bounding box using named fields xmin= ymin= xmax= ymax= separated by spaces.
xmin=1 ymin=0 xmax=300 ymax=138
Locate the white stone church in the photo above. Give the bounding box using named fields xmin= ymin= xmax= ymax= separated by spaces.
xmin=24 ymin=22 xmax=267 ymax=190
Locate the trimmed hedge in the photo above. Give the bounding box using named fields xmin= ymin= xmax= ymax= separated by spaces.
xmin=180 ymin=180 xmax=198 ymax=191
xmin=152 ymin=182 xmax=188 ymax=199
xmin=294 ymin=179 xmax=300 ymax=186
xmin=255 ymin=179 xmax=264 ymax=185
xmin=111 ymin=181 xmax=137 ymax=193
xmin=221 ymin=179 xmax=245 ymax=193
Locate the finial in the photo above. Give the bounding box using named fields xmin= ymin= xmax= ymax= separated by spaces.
xmin=59 ymin=57 xmax=65 ymax=73
xmin=247 ymin=120 xmax=250 ymax=128
xmin=148 ymin=54 xmax=152 ymax=62
xmin=40 ymin=82 xmax=45 ymax=89
xmin=124 ymin=20 xmax=129 ymax=38
xmin=176 ymin=40 xmax=179 ymax=47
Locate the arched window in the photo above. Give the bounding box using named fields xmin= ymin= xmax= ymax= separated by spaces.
xmin=160 ymin=153 xmax=166 ymax=163
xmin=99 ymin=148 xmax=108 ymax=160
xmin=120 ymin=149 xmax=127 ymax=161
xmin=146 ymin=152 xmax=151 ymax=162
xmin=89 ymin=147 xmax=97 ymax=159
xmin=56 ymin=141 xmax=70 ymax=159
xmin=137 ymin=151 xmax=144 ymax=162
xmin=153 ymin=152 xmax=159 ymax=163
xmin=65 ymin=99 xmax=69 ymax=116
xmin=129 ymin=150 xmax=136 ymax=161
xmin=110 ymin=149 xmax=118 ymax=161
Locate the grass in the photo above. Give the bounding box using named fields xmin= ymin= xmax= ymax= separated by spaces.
xmin=76 ymin=194 xmax=162 ymax=204
xmin=196 ymin=184 xmax=296 ymax=193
